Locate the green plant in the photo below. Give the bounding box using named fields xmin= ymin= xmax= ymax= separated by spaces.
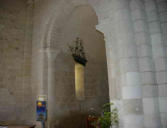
xmin=93 ymin=103 xmax=119 ymax=128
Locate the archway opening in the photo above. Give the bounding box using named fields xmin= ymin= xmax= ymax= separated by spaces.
xmin=48 ymin=5 xmax=109 ymax=128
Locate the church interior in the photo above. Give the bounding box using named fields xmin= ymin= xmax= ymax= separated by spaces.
xmin=1 ymin=0 xmax=167 ymax=128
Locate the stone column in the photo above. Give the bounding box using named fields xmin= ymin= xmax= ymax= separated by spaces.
xmin=31 ymin=47 xmax=49 ymax=128
xmin=32 ymin=48 xmax=48 ymax=95
xmin=97 ymin=0 xmax=144 ymax=127
xmin=32 ymin=47 xmax=57 ymax=128
xmin=130 ymin=0 xmax=161 ymax=128
xmin=144 ymin=0 xmax=167 ymax=127
xmin=47 ymin=48 xmax=60 ymax=128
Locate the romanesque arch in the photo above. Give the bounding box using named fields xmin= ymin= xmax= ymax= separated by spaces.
xmin=31 ymin=0 xmax=167 ymax=128
xmin=32 ymin=0 xmax=109 ymax=127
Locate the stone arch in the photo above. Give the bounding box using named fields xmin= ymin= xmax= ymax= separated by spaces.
xmin=41 ymin=0 xmax=112 ymax=49
xmin=34 ymin=0 xmax=118 ymax=54
xmin=37 ymin=1 xmax=109 ymax=128
xmin=48 ymin=4 xmax=99 ymax=49
xmin=42 ymin=1 xmax=91 ymax=48
xmin=31 ymin=0 xmax=94 ymax=96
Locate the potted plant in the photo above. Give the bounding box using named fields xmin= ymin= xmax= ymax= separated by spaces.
xmin=93 ymin=103 xmax=119 ymax=128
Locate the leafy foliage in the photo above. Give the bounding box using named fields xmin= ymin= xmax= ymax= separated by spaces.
xmin=93 ymin=103 xmax=118 ymax=128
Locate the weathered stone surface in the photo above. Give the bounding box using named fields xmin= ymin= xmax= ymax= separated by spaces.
xmin=0 ymin=0 xmax=33 ymax=124
xmin=1 ymin=0 xmax=167 ymax=128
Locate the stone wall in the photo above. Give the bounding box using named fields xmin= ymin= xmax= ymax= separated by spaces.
xmin=156 ymin=0 xmax=167 ymax=127
xmin=32 ymin=0 xmax=109 ymax=127
xmin=0 ymin=0 xmax=34 ymax=124
xmin=96 ymin=0 xmax=167 ymax=128
xmin=47 ymin=5 xmax=109 ymax=128
xmin=2 ymin=0 xmax=167 ymax=128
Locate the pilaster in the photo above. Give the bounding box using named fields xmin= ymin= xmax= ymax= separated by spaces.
xmin=130 ymin=0 xmax=161 ymax=128
xmin=144 ymin=0 xmax=167 ymax=127
xmin=96 ymin=0 xmax=144 ymax=127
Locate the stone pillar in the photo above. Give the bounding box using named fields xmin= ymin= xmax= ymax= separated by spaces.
xmin=144 ymin=0 xmax=167 ymax=127
xmin=97 ymin=0 xmax=144 ymax=127
xmin=130 ymin=0 xmax=161 ymax=128
xmin=32 ymin=48 xmax=48 ymax=95
xmin=47 ymin=48 xmax=60 ymax=128
xmin=31 ymin=47 xmax=49 ymax=128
